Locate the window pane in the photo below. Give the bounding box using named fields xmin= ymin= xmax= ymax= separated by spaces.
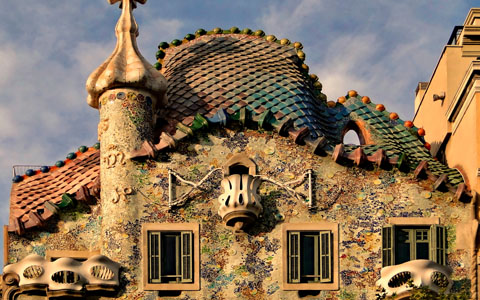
xmin=383 ymin=250 xmax=390 ymax=266
xmin=416 ymin=242 xmax=429 ymax=260
xmin=148 ymin=230 xmax=196 ymax=285
xmin=437 ymin=249 xmax=444 ymax=264
xmin=153 ymin=233 xmax=159 ymax=280
xmin=292 ymin=234 xmax=298 ymax=255
xmin=183 ymin=256 xmax=190 ymax=280
xmin=432 ymin=225 xmax=447 ymax=265
xmin=288 ymin=230 xmax=333 ymax=284
xmin=437 ymin=227 xmax=443 ymax=246
xmin=394 ymin=226 xmax=435 ymax=265
xmin=183 ymin=234 xmax=190 ymax=256
xmin=395 ymin=229 xmax=411 ymax=264
xmin=161 ymin=234 xmax=179 ymax=281
xmin=382 ymin=227 xmax=391 ymax=248
xmin=301 ymin=235 xmax=315 ymax=277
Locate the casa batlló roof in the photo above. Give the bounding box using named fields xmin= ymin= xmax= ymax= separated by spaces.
xmin=8 ymin=28 xmax=470 ymax=235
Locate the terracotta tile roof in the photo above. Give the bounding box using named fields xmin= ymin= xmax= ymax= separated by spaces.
xmin=9 ymin=147 xmax=100 ymax=234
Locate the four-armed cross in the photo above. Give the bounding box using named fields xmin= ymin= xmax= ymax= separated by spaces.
xmin=107 ymin=0 xmax=147 ymax=9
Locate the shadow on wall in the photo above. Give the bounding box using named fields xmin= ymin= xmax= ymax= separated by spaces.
xmin=244 ymin=190 xmax=281 ymax=235
xmin=430 ymin=141 xmax=446 ymax=165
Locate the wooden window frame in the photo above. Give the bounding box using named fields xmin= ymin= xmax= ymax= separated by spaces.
xmin=282 ymin=222 xmax=339 ymax=291
xmin=382 ymin=217 xmax=447 ymax=267
xmin=142 ymin=223 xmax=200 ymax=291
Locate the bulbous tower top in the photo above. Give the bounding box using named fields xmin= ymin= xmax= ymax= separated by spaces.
xmin=86 ymin=0 xmax=167 ymax=109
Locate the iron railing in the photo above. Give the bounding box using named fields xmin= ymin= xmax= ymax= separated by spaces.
xmin=12 ymin=165 xmax=43 ymax=177
xmin=447 ymin=25 xmax=463 ymax=45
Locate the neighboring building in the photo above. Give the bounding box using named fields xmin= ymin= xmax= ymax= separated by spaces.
xmin=414 ymin=8 xmax=480 ymax=194
xmin=1 ymin=1 xmax=478 ymax=299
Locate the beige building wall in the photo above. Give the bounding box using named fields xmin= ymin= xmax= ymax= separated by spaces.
xmin=414 ymin=8 xmax=480 ymax=192
xmin=445 ymin=89 xmax=478 ymax=189
xmin=414 ymin=47 xmax=472 ymax=154
xmin=476 ymin=91 xmax=480 ymax=192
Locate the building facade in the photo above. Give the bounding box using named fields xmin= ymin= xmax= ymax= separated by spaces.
xmin=414 ymin=8 xmax=480 ymax=194
xmin=2 ymin=1 xmax=478 ymax=299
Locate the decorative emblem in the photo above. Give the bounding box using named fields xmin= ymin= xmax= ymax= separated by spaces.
xmin=111 ymin=186 xmax=134 ymax=203
xmin=218 ymin=174 xmax=263 ymax=231
xmin=103 ymin=144 xmax=126 ymax=169
xmin=97 ymin=118 xmax=109 ymax=141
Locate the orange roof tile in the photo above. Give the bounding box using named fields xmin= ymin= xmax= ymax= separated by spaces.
xmin=9 ymin=148 xmax=100 ymax=234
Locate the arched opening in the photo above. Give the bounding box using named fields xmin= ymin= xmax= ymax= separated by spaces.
xmin=223 ymin=153 xmax=256 ymax=176
xmin=341 ymin=121 xmax=368 ymax=145
xmin=343 ymin=130 xmax=361 ymax=145
xmin=229 ymin=164 xmax=250 ymax=175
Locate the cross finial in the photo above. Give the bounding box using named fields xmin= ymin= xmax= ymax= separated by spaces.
xmin=86 ymin=0 xmax=167 ymax=109
xmin=107 ymin=0 xmax=147 ymax=9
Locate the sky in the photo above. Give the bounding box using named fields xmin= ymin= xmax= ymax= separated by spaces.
xmin=0 ymin=0 xmax=477 ymax=268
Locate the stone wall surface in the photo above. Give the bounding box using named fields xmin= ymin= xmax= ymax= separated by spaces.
xmin=8 ymin=128 xmax=471 ymax=299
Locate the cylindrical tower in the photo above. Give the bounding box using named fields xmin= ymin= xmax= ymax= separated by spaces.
xmin=85 ymin=0 xmax=167 ymax=286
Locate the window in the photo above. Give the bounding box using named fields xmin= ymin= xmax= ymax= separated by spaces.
xmin=288 ymin=231 xmax=332 ymax=283
xmin=282 ymin=222 xmax=339 ymax=290
xmin=148 ymin=231 xmax=192 ymax=283
xmin=382 ymin=218 xmax=446 ymax=267
xmin=142 ymin=223 xmax=200 ymax=291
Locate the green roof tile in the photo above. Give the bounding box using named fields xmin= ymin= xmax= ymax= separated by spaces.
xmin=158 ymin=31 xmax=463 ymax=185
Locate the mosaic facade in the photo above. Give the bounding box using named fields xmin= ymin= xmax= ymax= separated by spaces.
xmin=7 ymin=129 xmax=472 ymax=299
xmin=4 ymin=1 xmax=475 ymax=299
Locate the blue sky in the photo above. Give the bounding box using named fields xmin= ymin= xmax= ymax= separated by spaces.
xmin=0 ymin=0 xmax=477 ymax=268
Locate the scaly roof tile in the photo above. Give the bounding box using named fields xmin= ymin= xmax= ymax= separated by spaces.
xmin=9 ymin=146 xmax=100 ymax=234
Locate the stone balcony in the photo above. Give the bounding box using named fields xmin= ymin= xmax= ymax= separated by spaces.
xmin=376 ymin=259 xmax=453 ymax=298
xmin=2 ymin=254 xmax=120 ymax=298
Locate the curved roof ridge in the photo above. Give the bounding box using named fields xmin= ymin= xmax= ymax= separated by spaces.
xmin=9 ymin=144 xmax=100 ymax=235
xmin=157 ymin=29 xmax=338 ymax=142
xmin=153 ymin=26 xmax=325 ymax=99
xmin=12 ymin=143 xmax=100 ymax=183
xmin=335 ymin=91 xmax=464 ymax=186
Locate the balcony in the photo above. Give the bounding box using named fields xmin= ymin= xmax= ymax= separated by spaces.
xmin=447 ymin=25 xmax=463 ymax=45
xmin=2 ymin=254 xmax=120 ymax=298
xmin=376 ymin=260 xmax=452 ymax=298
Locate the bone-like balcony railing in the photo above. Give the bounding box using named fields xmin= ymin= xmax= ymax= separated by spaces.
xmin=376 ymin=259 xmax=453 ymax=298
xmin=3 ymin=254 xmax=120 ymax=291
